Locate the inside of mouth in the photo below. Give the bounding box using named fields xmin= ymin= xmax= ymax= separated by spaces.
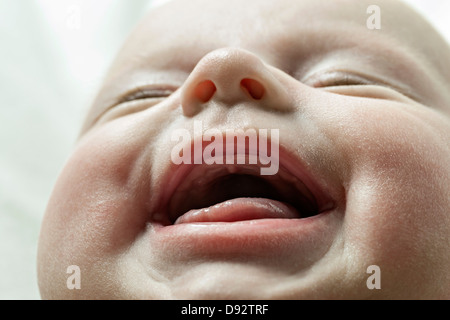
xmin=168 ymin=173 xmax=319 ymax=224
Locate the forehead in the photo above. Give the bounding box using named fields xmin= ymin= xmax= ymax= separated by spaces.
xmin=122 ymin=0 xmax=378 ymax=62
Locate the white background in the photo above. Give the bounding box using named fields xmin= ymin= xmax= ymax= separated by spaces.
xmin=0 ymin=0 xmax=449 ymax=300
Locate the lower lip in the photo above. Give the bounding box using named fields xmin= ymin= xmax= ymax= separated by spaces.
xmin=148 ymin=199 xmax=338 ymax=257
xmin=174 ymin=198 xmax=302 ymax=224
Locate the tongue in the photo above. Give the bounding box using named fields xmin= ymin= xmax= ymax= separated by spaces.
xmin=174 ymin=198 xmax=300 ymax=224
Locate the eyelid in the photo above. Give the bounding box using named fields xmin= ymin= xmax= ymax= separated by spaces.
xmin=116 ymin=84 xmax=178 ymax=105
xmin=304 ymin=70 xmax=375 ymax=87
xmin=303 ymin=69 xmax=421 ymax=102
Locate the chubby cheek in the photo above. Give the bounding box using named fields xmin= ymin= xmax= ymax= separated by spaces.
xmin=38 ymin=117 xmax=154 ymax=298
xmin=329 ymin=102 xmax=450 ymax=297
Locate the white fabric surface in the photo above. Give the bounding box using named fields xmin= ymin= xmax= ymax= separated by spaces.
xmin=0 ymin=0 xmax=448 ymax=300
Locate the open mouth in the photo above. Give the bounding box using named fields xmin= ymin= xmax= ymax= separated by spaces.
xmin=156 ymin=148 xmax=334 ymax=226
xmin=168 ymin=165 xmax=319 ymax=224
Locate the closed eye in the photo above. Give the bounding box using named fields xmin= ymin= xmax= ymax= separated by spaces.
xmin=302 ymin=70 xmax=422 ymax=103
xmin=117 ymin=85 xmax=177 ymax=105
xmin=304 ymin=70 xmax=376 ymax=88
xmin=92 ymin=85 xmax=178 ymax=124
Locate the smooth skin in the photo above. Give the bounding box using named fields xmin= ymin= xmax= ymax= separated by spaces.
xmin=38 ymin=0 xmax=450 ymax=299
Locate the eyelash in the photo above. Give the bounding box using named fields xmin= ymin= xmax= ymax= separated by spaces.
xmin=303 ymin=70 xmax=377 ymax=88
xmin=117 ymin=86 xmax=176 ymax=104
xmin=303 ymin=70 xmax=420 ymax=102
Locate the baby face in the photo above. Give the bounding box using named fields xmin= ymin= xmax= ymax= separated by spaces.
xmin=38 ymin=0 xmax=450 ymax=299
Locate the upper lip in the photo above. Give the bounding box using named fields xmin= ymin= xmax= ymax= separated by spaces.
xmin=151 ymin=136 xmax=335 ymax=225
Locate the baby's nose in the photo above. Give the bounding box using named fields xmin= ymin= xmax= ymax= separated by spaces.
xmin=180 ymin=47 xmax=292 ymax=117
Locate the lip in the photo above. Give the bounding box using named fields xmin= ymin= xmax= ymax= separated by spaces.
xmin=148 ymin=210 xmax=338 ymax=257
xmin=146 ymin=134 xmax=338 ymax=257
xmin=152 ymin=135 xmax=335 ymax=223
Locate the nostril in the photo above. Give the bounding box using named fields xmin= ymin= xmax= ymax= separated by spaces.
xmin=194 ymin=80 xmax=217 ymax=103
xmin=240 ymin=78 xmax=265 ymax=100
